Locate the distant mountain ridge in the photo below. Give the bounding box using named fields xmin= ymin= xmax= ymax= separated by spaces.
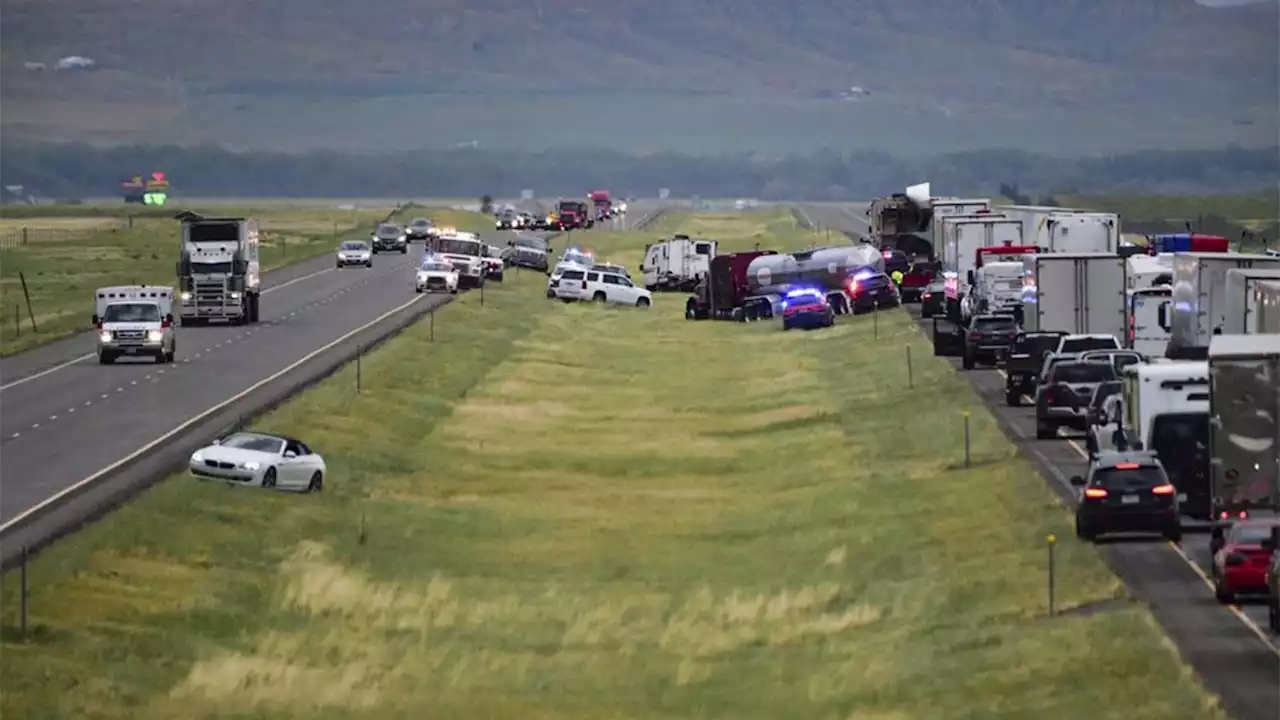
xmin=1 ymin=0 xmax=1276 ymax=154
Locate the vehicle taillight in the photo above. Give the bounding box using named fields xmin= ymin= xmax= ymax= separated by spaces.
xmin=1084 ymin=488 xmax=1108 ymax=498
xmin=1219 ymin=510 xmax=1249 ymax=520
xmin=1043 ymin=388 xmax=1053 ymax=403
xmin=1128 ymin=313 xmax=1135 ymax=343
xmin=95 ymin=322 xmax=103 ymax=330
xmin=581 ymin=281 xmax=587 ymax=290
xmin=970 ymin=331 xmax=985 ymax=338
xmin=1151 ymin=483 xmax=1175 ymax=495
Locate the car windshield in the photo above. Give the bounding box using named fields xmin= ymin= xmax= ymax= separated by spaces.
xmin=1229 ymin=523 xmax=1279 ymax=545
xmin=376 ymin=225 xmax=401 ymax=237
xmin=219 ymin=433 xmax=284 ymax=454
xmin=411 ymin=219 xmax=431 ymax=227
xmin=341 ymin=242 xmax=366 ymax=251
xmin=563 ymin=252 xmax=592 ymax=266
xmin=1061 ymin=336 xmax=1118 ymax=353
xmin=103 ymin=302 xmax=161 ymax=322
xmin=974 ymin=316 xmax=1016 ymax=331
xmin=515 ymin=237 xmax=546 ymax=249
xmin=1092 ymin=466 xmax=1167 ymax=490
xmin=1053 ymin=363 xmax=1117 ymax=383
xmin=437 ymin=239 xmax=481 ymax=256
xmin=421 ymin=262 xmax=453 ymax=272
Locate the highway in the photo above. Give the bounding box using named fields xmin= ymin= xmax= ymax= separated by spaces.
xmin=805 ymin=203 xmax=1279 ymax=720
xmin=0 ymin=199 xmax=559 ymax=526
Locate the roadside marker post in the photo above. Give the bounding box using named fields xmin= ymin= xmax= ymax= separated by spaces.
xmin=1047 ymin=533 xmax=1058 ymax=616
xmin=963 ymin=410 xmax=972 ymax=468
xmin=906 ymin=346 xmax=913 ymax=388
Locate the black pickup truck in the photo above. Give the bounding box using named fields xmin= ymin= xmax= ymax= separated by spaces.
xmin=1004 ymin=331 xmax=1066 ymax=406
xmin=932 ymin=313 xmax=1019 ymax=369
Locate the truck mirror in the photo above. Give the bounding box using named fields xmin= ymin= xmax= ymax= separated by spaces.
xmin=1069 ymin=475 xmax=1085 ymax=486
xmin=91 ymin=314 xmax=99 ymax=325
xmin=966 ymin=270 xmax=975 ymax=285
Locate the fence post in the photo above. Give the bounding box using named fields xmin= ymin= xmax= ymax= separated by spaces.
xmin=18 ymin=272 xmax=37 ymax=332
xmin=963 ymin=410 xmax=972 ymax=468
xmin=873 ymin=302 xmax=879 ymax=339
xmin=429 ymin=310 xmax=435 ymax=342
xmin=13 ymin=304 xmax=19 ymax=338
xmin=356 ymin=343 xmax=362 ymax=392
xmin=1047 ymin=534 xmax=1057 ymax=616
xmin=906 ymin=345 xmax=913 ymax=388
xmin=22 ymin=227 xmax=28 ymax=245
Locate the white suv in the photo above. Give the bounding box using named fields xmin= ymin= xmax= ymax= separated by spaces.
xmin=555 ymin=268 xmax=652 ymax=308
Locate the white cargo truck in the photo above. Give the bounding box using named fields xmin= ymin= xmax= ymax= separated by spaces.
xmin=1020 ymin=253 xmax=1127 ymax=337
xmin=1128 ymin=286 xmax=1172 ymax=357
xmin=1254 ymin=280 xmax=1280 ymax=334
xmin=1222 ymin=268 xmax=1280 ymax=334
xmin=996 ymin=206 xmax=1119 ymax=253
xmin=93 ymin=285 xmax=177 ymax=364
xmin=640 ymin=235 xmax=716 ymax=291
xmin=1127 ymin=254 xmax=1174 ymax=289
xmin=1167 ymin=252 xmax=1280 ymax=359
xmin=928 ymin=199 xmax=992 ymax=259
xmin=1208 ymin=334 xmax=1280 ymax=526
xmin=941 ymin=216 xmax=1022 ymax=321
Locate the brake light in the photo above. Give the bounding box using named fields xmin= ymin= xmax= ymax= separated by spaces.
xmin=1043 ymin=388 xmax=1053 ymax=403
xmin=1218 ymin=510 xmax=1249 ymax=520
xmin=1151 ymin=483 xmax=1175 ymax=495
xmin=581 ymin=281 xmax=588 ymax=290
xmin=95 ymin=322 xmax=103 ymax=330
xmin=1084 ymin=488 xmax=1108 ymax=498
xmin=1128 ymin=313 xmax=1135 ymax=343
xmin=1114 ymin=462 xmax=1140 ymax=470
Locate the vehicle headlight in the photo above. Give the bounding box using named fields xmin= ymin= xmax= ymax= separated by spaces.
xmin=180 ymin=291 xmax=192 ymax=301
xmin=417 ymin=272 xmax=428 ymax=281
xmin=99 ymin=330 xmax=113 ymax=342
xmin=191 ymin=451 xmax=204 ymax=464
xmin=147 ymin=329 xmax=164 ymax=343
xmin=230 ymin=291 xmax=242 ymax=299
xmin=240 ymin=461 xmax=260 ymax=471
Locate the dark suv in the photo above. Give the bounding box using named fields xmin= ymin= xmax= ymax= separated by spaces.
xmin=1072 ymin=452 xmax=1181 ymax=542
xmin=961 ymin=313 xmax=1019 ymax=369
xmin=1265 ymin=526 xmax=1280 ymax=633
xmin=1035 ymin=361 xmax=1118 ymax=438
xmin=1004 ymin=331 xmax=1066 ymax=406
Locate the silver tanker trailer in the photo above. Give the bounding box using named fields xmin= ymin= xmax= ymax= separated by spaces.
xmin=739 ymin=244 xmax=887 ymax=320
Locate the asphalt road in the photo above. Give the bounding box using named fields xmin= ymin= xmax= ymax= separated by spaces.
xmin=805 ymin=202 xmax=1279 ymax=720
xmin=0 ymin=198 xmax=657 ymax=530
xmin=0 ymin=199 xmax=567 ymax=524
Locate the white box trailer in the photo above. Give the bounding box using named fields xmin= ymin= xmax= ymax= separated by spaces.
xmin=929 ymin=200 xmax=992 ymax=257
xmin=1168 ymin=252 xmax=1280 ymax=358
xmin=940 ymin=217 xmax=1022 ymax=318
xmin=996 ymin=206 xmax=1119 ymax=253
xmin=1208 ymin=333 xmax=1280 ymax=518
xmin=1021 ymin=253 xmax=1127 ymax=337
xmin=1254 ymin=280 xmax=1280 ymax=334
xmin=1222 ymin=268 xmax=1280 ymax=334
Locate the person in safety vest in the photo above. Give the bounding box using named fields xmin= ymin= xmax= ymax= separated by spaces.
xmin=890 ymin=269 xmax=904 ymax=285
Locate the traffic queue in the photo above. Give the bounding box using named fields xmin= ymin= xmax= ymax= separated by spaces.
xmin=859 ymin=182 xmax=1280 ymax=635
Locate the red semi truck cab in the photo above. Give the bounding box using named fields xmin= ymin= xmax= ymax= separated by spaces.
xmin=974 ymin=243 xmax=1041 ymax=269
xmin=686 ymin=250 xmax=777 ymax=320
xmin=590 ymin=190 xmax=613 ymax=221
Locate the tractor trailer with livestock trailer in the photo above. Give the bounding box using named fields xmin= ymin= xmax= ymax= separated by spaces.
xmin=176 ymin=215 xmax=261 ymax=325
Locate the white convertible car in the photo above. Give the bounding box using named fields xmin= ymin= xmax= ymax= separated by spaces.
xmin=415 ymin=256 xmax=461 ymax=294
xmin=189 ymin=432 xmax=327 ymax=492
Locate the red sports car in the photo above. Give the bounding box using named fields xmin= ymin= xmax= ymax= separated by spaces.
xmin=1212 ymin=518 xmax=1280 ymax=603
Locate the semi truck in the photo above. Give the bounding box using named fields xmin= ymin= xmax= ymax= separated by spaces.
xmin=968 ymin=244 xmax=1038 ymax=317
xmin=1166 ymin=252 xmax=1280 ymax=359
xmin=176 ymin=215 xmax=261 ymax=325
xmin=866 ymin=182 xmax=933 ymax=258
xmin=590 ymin=190 xmax=613 ymax=221
xmin=995 ymin=206 xmax=1119 ymax=253
xmin=940 ymin=215 xmax=1022 ymax=322
xmin=1019 ymin=253 xmax=1127 ymax=338
xmin=641 ymin=235 xmax=716 ymax=291
xmin=1208 ymin=334 xmax=1280 ymax=531
xmin=744 ymin=244 xmax=887 ymax=317
xmin=686 ymin=250 xmax=776 ymax=321
xmin=1221 ymin=268 xmax=1280 ymax=335
xmin=556 ymin=200 xmax=593 ymax=230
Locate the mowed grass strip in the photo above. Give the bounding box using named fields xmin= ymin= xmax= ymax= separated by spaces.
xmin=0 ymin=207 xmax=485 ymax=356
xmin=1 ymin=210 xmax=1224 ymax=718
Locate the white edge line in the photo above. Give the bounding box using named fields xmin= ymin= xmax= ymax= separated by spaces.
xmin=992 ymin=368 xmax=1279 ymax=653
xmin=0 ymin=266 xmax=339 ymax=391
xmin=0 ymin=292 xmax=427 ymax=532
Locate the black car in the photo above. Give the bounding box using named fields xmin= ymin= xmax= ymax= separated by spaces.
xmin=371 ymin=224 xmax=407 ymax=254
xmin=1035 ymin=361 xmax=1118 ymax=438
xmin=1072 ymin=452 xmax=1181 ymax=542
xmin=1004 ymin=331 xmax=1066 ymax=406
xmin=405 ymin=217 xmax=434 ymax=241
xmin=961 ymin=313 xmax=1019 ymax=369
xmin=920 ymin=280 xmax=946 ymax=318
xmin=848 ymin=272 xmax=900 ymax=314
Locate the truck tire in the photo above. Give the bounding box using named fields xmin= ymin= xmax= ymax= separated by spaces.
xmin=1035 ymin=421 xmax=1055 ymax=440
xmin=1005 ymin=388 xmax=1020 ymax=406
xmin=592 ymin=291 xmax=607 ymax=303
xmin=685 ymin=299 xmax=697 ymax=320
xmin=962 ymin=349 xmax=974 ymax=370
xmin=98 ymin=351 xmax=115 ymax=365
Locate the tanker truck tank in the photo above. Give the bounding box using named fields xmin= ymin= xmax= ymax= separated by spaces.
xmin=746 ymin=245 xmax=885 ymax=296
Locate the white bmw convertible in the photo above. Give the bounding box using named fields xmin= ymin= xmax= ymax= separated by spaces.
xmin=189 ymin=432 xmax=327 ymax=492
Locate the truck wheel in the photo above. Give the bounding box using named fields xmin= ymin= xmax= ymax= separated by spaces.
xmin=592 ymin=292 xmax=607 ymax=303
xmin=962 ymin=350 xmax=974 ymax=370
xmin=685 ymin=299 xmax=697 ymax=320
xmin=1268 ymin=600 xmax=1280 ymax=634
xmin=98 ymin=352 xmax=114 ymax=365
xmin=1035 ymin=422 xmax=1055 ymax=440
xmin=401 ymin=246 xmax=407 ymax=254
xmin=1005 ymin=389 xmax=1020 ymax=406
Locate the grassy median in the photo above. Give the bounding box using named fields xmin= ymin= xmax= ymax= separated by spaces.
xmin=0 ymin=206 xmax=487 ymax=356
xmin=0 ymin=210 xmax=1224 ymax=718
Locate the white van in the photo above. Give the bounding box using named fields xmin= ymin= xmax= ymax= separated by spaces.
xmin=1127 ymin=285 xmax=1172 ymax=357
xmin=93 ymin=285 xmax=177 ymax=364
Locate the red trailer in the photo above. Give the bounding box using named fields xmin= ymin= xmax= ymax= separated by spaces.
xmin=685 ymin=250 xmax=777 ymax=320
